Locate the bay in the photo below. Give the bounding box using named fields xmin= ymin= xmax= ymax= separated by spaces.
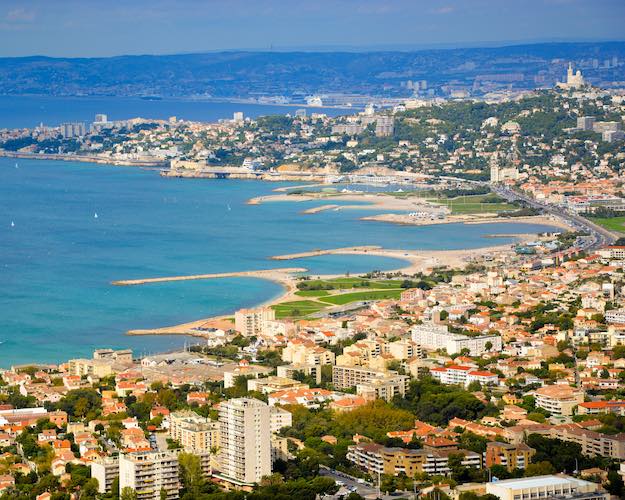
xmin=0 ymin=158 xmax=557 ymax=366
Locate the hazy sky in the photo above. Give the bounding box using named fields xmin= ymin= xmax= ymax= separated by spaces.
xmin=0 ymin=0 xmax=624 ymax=58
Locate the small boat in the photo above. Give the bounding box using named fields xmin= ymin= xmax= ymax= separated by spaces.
xmin=15 ymin=162 xmax=18 ymax=168
xmin=10 ymin=221 xmax=14 ymax=227
xmin=94 ymin=213 xmax=98 ymax=219
xmin=227 ymin=204 xmax=232 ymax=211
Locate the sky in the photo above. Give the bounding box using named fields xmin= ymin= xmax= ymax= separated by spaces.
xmin=0 ymin=0 xmax=624 ymax=58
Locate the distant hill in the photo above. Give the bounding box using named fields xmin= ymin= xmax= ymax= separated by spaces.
xmin=0 ymin=41 xmax=624 ymax=98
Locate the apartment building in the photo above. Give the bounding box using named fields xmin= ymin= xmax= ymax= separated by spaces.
xmin=484 ymin=442 xmax=535 ymax=471
xmin=281 ymin=340 xmax=336 ymax=366
xmin=332 ymin=365 xmax=408 ymax=396
xmin=168 ymin=411 xmax=219 ymax=452
xmin=247 ymin=376 xmax=308 ymax=395
xmin=217 ymin=398 xmax=272 ymax=486
xmin=388 ymin=339 xmax=423 ymax=360
xmin=276 ymin=363 xmax=322 ymax=384
xmin=91 ymin=456 xmax=119 ymax=494
xmin=578 ymin=400 xmax=625 ymax=416
xmin=119 ymin=451 xmax=180 ymax=500
xmin=411 ymin=324 xmax=501 ymax=355
xmin=67 ymin=358 xmax=114 ymax=378
xmin=534 ymin=385 xmax=584 ymax=416
xmin=356 ymin=376 xmax=410 ymax=402
xmin=551 ymin=424 xmax=625 ymax=460
xmin=429 ymin=365 xmax=499 ymax=388
xmin=347 ymin=442 xmax=481 ymax=477
xmin=234 ymin=307 xmax=276 ymax=337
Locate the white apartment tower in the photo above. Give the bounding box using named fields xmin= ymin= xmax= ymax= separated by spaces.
xmin=218 ymin=397 xmax=271 ymax=486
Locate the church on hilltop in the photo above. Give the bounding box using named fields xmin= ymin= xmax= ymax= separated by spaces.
xmin=557 ymin=62 xmax=586 ymax=90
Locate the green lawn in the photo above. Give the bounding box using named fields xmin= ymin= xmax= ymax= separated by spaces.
xmin=431 ymin=194 xmax=516 ymax=214
xmin=318 ymin=289 xmax=403 ymax=305
xmin=297 ymin=277 xmax=407 ymax=291
xmin=271 ymin=300 xmax=327 ymax=318
xmin=295 ymin=290 xmax=330 ymax=297
xmin=589 ymin=217 xmax=625 ymax=232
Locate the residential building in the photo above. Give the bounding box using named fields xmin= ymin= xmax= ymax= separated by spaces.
xmin=332 ymin=365 xmax=408 ymax=397
xmin=234 ymin=307 xmax=276 ymax=337
xmin=217 ymin=398 xmax=271 ymax=486
xmin=169 ymin=411 xmax=219 ymax=452
xmin=91 ymin=456 xmax=119 ymax=494
xmin=484 ymin=442 xmax=535 ymax=471
xmin=411 ymin=324 xmax=501 ymax=355
xmin=429 ymin=365 xmax=499 ymax=388
xmin=119 ymin=450 xmax=180 ymax=500
xmin=534 ymin=385 xmax=584 ymax=416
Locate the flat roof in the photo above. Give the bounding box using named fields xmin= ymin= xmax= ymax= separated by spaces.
xmin=490 ymin=475 xmax=589 ymax=489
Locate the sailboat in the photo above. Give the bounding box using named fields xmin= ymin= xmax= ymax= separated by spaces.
xmin=10 ymin=221 xmax=15 ymax=227
xmin=227 ymin=204 xmax=231 ymax=211
xmin=14 ymin=162 xmax=18 ymax=168
xmin=94 ymin=213 xmax=99 ymax=219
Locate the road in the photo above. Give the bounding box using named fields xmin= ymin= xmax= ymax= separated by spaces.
xmin=491 ymin=185 xmax=617 ymax=251
xmin=319 ymin=466 xmax=415 ymax=499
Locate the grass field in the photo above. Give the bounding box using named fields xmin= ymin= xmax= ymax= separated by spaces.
xmin=318 ymin=289 xmax=403 ymax=305
xmin=295 ymin=290 xmax=330 ymax=297
xmin=589 ymin=217 xmax=625 ymax=232
xmin=431 ymin=194 xmax=516 ymax=214
xmin=297 ymin=277 xmax=407 ymax=291
xmin=271 ymin=300 xmax=327 ymax=318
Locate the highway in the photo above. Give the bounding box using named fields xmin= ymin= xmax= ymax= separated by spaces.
xmin=491 ymin=185 xmax=617 ymax=252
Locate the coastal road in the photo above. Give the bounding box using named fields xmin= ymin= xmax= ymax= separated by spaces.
xmin=491 ymin=185 xmax=617 ymax=251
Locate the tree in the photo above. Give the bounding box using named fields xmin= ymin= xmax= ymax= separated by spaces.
xmin=524 ymin=461 xmax=555 ymax=477
xmin=178 ymin=452 xmax=204 ymax=498
xmin=160 ymin=488 xmax=168 ymax=500
xmin=120 ymin=487 xmax=137 ymax=500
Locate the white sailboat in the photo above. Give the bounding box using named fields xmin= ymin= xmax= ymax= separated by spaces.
xmin=94 ymin=212 xmax=99 ymax=219
xmin=10 ymin=221 xmax=15 ymax=227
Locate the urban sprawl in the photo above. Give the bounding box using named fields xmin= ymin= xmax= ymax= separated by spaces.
xmin=3 ymin=63 xmax=625 ymax=500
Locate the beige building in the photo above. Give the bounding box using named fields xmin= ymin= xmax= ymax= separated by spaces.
xmin=67 ymin=358 xmax=113 ymax=378
xmin=234 ymin=307 xmax=276 ymax=337
xmin=119 ymin=451 xmax=180 ymax=500
xmin=169 ymin=411 xmax=219 ymax=452
xmin=357 ymin=376 xmax=409 ymax=402
xmin=281 ymin=340 xmax=335 ymax=366
xmin=534 ymin=385 xmax=584 ymax=416
xmin=332 ymin=365 xmax=408 ymax=399
xmin=217 ymin=398 xmax=272 ymax=486
xmin=247 ymin=376 xmax=308 ymax=395
xmin=484 ymin=442 xmax=535 ymax=471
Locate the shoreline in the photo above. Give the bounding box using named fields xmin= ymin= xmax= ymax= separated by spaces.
xmin=120 ymin=237 xmax=530 ymax=337
xmin=1 ymin=150 xmax=166 ymax=168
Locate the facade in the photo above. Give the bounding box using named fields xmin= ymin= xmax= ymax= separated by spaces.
xmin=484 ymin=442 xmax=535 ymax=471
xmin=332 ymin=365 xmax=408 ymax=396
xmin=411 ymin=324 xmax=501 ymax=355
xmin=430 ymin=365 xmax=499 ymax=388
xmin=606 ymin=309 xmax=625 ymax=324
xmin=119 ymin=451 xmax=180 ymax=500
xmin=486 ymin=475 xmax=608 ymax=500
xmin=347 ymin=442 xmax=481 ymax=477
xmin=217 ymin=398 xmax=271 ymax=486
xmin=550 ymin=425 xmax=625 ymax=460
xmin=169 ymin=411 xmax=219 ymax=452
xmin=234 ymin=307 xmax=276 ymax=337
xmin=356 ymin=375 xmax=410 ymax=402
xmin=91 ymin=456 xmax=119 ymax=494
xmin=534 ymin=385 xmax=584 ymax=416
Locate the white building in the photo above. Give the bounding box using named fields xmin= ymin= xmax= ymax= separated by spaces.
xmin=430 ymin=365 xmax=499 ymax=388
xmin=411 ymin=324 xmax=502 ymax=355
xmin=217 ymin=398 xmax=272 ymax=486
xmin=91 ymin=456 xmax=119 ymax=494
xmin=119 ymin=451 xmax=180 ymax=500
xmin=486 ymin=475 xmax=607 ymax=500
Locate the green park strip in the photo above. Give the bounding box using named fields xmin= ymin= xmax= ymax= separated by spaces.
xmin=317 ymin=289 xmax=403 ymax=305
xmin=271 ymin=300 xmax=328 ymax=318
xmin=589 ymin=216 xmax=625 ymax=233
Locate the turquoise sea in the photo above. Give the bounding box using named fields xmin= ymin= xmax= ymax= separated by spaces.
xmin=0 ymin=157 xmax=558 ymax=366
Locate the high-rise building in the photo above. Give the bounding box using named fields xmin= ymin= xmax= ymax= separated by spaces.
xmin=60 ymin=122 xmax=86 ymax=138
xmin=217 ymin=398 xmax=271 ymax=486
xmin=94 ymin=114 xmax=108 ymax=123
xmin=119 ymin=450 xmax=180 ymax=500
xmin=375 ymin=116 xmax=394 ymax=137
xmin=577 ymin=116 xmax=596 ymax=131
xmin=233 ymin=112 xmax=244 ymax=123
xmin=234 ymin=307 xmax=276 ymax=337
xmin=91 ymin=456 xmax=119 ymax=494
